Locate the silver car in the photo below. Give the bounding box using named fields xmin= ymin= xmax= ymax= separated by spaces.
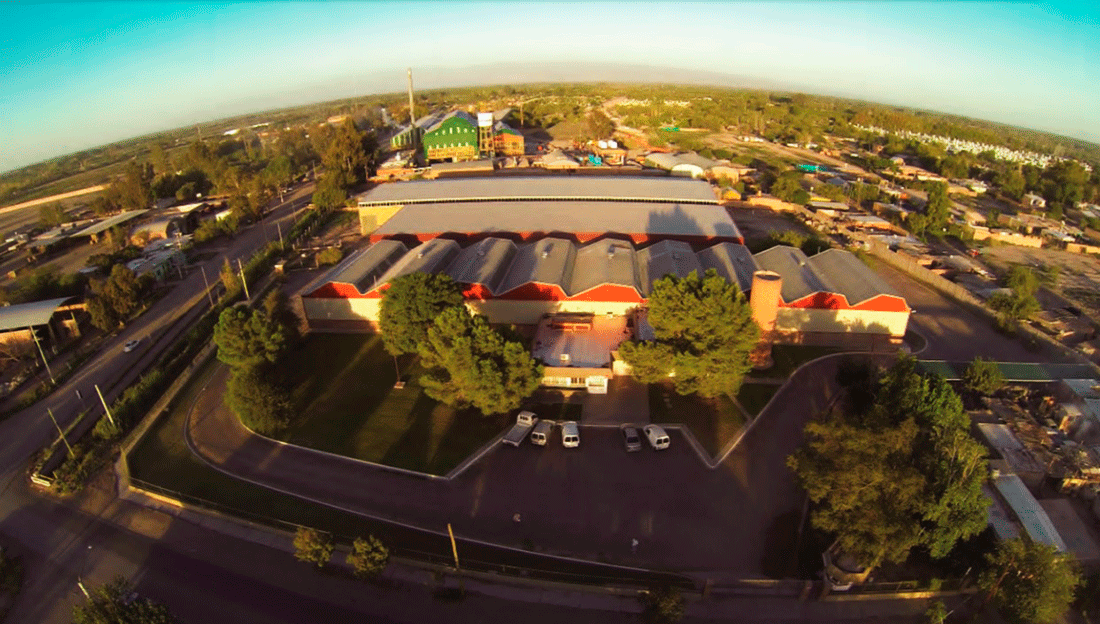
xmin=621 ymin=426 xmax=642 ymax=452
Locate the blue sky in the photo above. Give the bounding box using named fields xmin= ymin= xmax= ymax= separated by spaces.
xmin=1 ymin=1 xmax=1098 ymax=173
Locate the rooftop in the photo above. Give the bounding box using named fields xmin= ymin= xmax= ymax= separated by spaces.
xmin=371 ymin=201 xmax=741 ymax=241
xmin=0 ymin=297 xmax=75 ymax=332
xmin=533 ymin=314 xmax=632 ymax=369
xmin=356 ymin=176 xmax=720 ymax=206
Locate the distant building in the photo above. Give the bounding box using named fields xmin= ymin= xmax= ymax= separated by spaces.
xmin=1024 ymin=193 xmax=1047 ymax=209
xmin=420 ymin=110 xmax=525 ymax=162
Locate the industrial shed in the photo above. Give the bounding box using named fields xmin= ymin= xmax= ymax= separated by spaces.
xmin=301 ymin=239 xmax=909 ymax=350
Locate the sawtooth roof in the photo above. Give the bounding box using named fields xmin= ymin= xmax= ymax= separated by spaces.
xmin=752 ymin=245 xmax=900 ymax=306
xmin=356 ymin=176 xmax=720 ymax=206
xmin=303 ymin=240 xmax=408 ymax=295
xmin=697 ymin=242 xmax=759 ymax=292
xmin=498 ymin=238 xmax=576 ymax=295
xmin=445 ymin=237 xmax=517 ymax=293
xmin=636 ymin=240 xmax=701 ymax=295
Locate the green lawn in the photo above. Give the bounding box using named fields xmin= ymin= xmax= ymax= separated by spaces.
xmin=748 ymin=344 xmax=843 ymax=380
xmin=279 ymin=334 xmax=507 ymax=476
xmin=648 ymin=382 xmax=746 ymax=457
xmin=736 ymin=383 xmax=779 ymax=417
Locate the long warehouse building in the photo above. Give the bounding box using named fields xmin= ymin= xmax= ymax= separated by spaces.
xmin=356 ymin=176 xmax=741 ymax=245
xmin=301 ymin=237 xmax=910 ymax=349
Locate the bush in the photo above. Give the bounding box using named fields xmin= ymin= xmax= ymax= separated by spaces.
xmin=348 ymin=535 xmax=389 ymax=579
xmin=226 ymin=366 xmax=291 ymax=435
xmin=640 ymin=585 xmax=686 ymax=624
xmin=293 ymin=527 xmax=334 ymax=569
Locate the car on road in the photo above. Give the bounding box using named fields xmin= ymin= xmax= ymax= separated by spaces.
xmin=123 ymin=339 xmax=140 ymax=353
xmin=561 ymin=421 xmax=580 ymax=448
xmin=530 ymin=420 xmax=553 ymax=446
xmin=643 ymin=425 xmax=670 ymax=450
xmin=621 ymin=426 xmax=642 ymax=452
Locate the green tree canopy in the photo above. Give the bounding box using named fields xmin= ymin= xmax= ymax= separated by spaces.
xmin=923 ymin=181 xmax=951 ymax=237
xmin=620 ymin=269 xmax=758 ymax=398
xmin=87 ymin=265 xmax=148 ymax=331
xmin=38 ymin=203 xmax=69 ymax=228
xmin=378 ymin=272 xmax=464 ymax=356
xmin=213 ymin=306 xmax=289 ymax=369
xmin=418 ymin=306 xmax=542 ymax=415
xmin=770 ymin=171 xmax=810 ymax=205
xmin=980 ymin=538 xmax=1080 ymax=624
xmin=72 ymin=576 xmax=179 ymax=624
xmin=788 ymin=358 xmax=988 ymax=568
xmin=225 ymin=365 xmax=292 ymax=435
xmin=964 ymin=356 xmax=1005 ymax=396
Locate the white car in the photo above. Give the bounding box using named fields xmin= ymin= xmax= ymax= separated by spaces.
xmin=123 ymin=339 xmax=140 ymax=353
xmin=561 ymin=421 xmax=580 ymax=448
xmin=643 ymin=425 xmax=670 ymax=450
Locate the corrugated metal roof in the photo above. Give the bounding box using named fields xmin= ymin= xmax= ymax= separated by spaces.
xmin=372 ymin=201 xmax=740 ymax=240
xmin=356 ymin=176 xmax=720 ymax=206
xmin=445 ymin=237 xmax=517 ymax=294
xmin=0 ymin=297 xmax=74 ymax=332
xmin=305 ymin=240 xmax=408 ymax=295
xmin=498 ymin=238 xmax=576 ymax=295
xmin=805 ymin=249 xmax=900 ymax=307
xmin=636 ymin=240 xmax=701 ymax=296
xmin=697 ymin=242 xmax=759 ymax=293
xmin=753 ymin=246 xmax=825 ymax=302
xmin=72 ymin=210 xmax=149 ymax=237
xmin=992 ymin=474 xmax=1067 ymax=552
xmin=976 ymin=423 xmax=1025 ymax=450
xmin=376 ymin=238 xmax=462 ymax=287
xmin=570 ymin=239 xmax=639 ymax=296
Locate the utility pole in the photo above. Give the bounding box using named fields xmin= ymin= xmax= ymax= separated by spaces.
xmin=29 ymin=326 xmax=55 ymax=384
xmin=47 ymin=408 xmax=74 ymax=458
xmin=200 ymin=266 xmax=215 ymax=307
xmin=407 ymin=68 xmax=416 ymax=127
xmin=447 ymin=523 xmax=461 ymax=573
xmin=94 ymin=384 xmax=115 ymax=428
xmin=237 ymin=258 xmax=250 ymax=301
xmin=277 ymin=222 xmax=284 ymax=248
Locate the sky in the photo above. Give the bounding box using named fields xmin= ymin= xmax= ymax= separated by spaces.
xmin=1 ymin=1 xmax=1099 ymax=173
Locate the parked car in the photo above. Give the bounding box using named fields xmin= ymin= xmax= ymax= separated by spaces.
xmin=561 ymin=421 xmax=580 ymax=448
xmin=643 ymin=425 xmax=670 ymax=450
xmin=503 ymin=411 xmax=537 ymax=446
xmin=530 ymin=420 xmax=553 ymax=446
xmin=621 ymin=426 xmax=642 ymax=452
xmin=123 ymin=339 xmax=140 ymax=353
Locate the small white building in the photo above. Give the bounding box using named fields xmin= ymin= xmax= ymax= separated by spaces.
xmin=1024 ymin=193 xmax=1047 ymax=209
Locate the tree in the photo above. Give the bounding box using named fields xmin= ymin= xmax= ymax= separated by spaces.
xmin=220 ymin=258 xmax=239 ymax=292
xmin=997 ymin=167 xmax=1026 ymax=201
xmin=619 ymin=269 xmax=758 ymax=398
xmin=788 ymin=358 xmax=988 ymax=569
xmin=311 ymin=176 xmax=348 ymax=212
xmin=979 ymin=538 xmax=1080 ymax=624
xmin=72 ymin=576 xmax=179 ymax=624
xmin=347 ymin=535 xmax=389 ymax=579
xmin=225 ymin=365 xmax=292 ymax=434
xmin=86 ymin=265 xmax=147 ymax=331
xmin=316 ymin=247 xmax=343 ymax=266
xmin=418 ymin=306 xmax=542 ymax=415
xmin=378 ymin=273 xmax=464 ymax=356
xmin=924 ymin=182 xmax=951 ymax=237
xmin=213 ymin=306 xmax=289 ymax=368
xmin=617 ymin=341 xmax=675 ymax=384
xmin=587 ymin=109 xmax=615 ymax=139
xmin=293 ymin=527 xmax=334 ymax=569
xmin=105 ymin=161 xmax=154 ymax=212
xmin=262 ymin=289 xmax=301 ymax=345
xmin=38 ymin=203 xmax=68 ymax=228
xmin=640 ymin=585 xmax=686 ymax=624
xmin=964 ymin=357 xmax=1004 ymax=396
xmin=770 ymin=171 xmax=809 ymax=205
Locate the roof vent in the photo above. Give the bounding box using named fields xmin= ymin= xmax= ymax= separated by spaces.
xmin=417 ymin=251 xmax=424 ymax=258
xmin=559 ymin=353 xmax=571 ymax=365
xmin=541 ymin=250 xmax=549 ymax=258
xmin=478 ymin=249 xmax=486 ymax=256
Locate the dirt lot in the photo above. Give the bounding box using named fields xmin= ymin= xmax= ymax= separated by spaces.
xmin=729 ymin=206 xmax=814 ymax=247
xmin=981 ymin=245 xmax=1100 ymax=319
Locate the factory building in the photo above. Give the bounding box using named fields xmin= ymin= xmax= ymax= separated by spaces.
xmin=301 ymin=237 xmax=910 ymax=352
xmin=419 ymin=110 xmax=525 ymax=162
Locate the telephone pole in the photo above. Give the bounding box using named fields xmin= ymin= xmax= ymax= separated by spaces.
xmin=237 ymin=259 xmax=250 ymax=301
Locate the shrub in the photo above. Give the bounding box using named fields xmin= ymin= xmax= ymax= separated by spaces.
xmin=348 ymin=535 xmax=389 ymax=579
xmin=293 ymin=527 xmax=334 ymax=569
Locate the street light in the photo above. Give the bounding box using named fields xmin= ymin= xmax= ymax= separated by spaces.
xmin=77 ymin=545 xmax=92 ymax=599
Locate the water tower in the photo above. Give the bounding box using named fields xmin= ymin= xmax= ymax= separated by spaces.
xmin=477 ymin=112 xmax=495 ymax=158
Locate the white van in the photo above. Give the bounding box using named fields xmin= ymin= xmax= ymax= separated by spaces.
xmin=561 ymin=421 xmax=580 ymax=448
xmin=643 ymin=425 xmax=670 ymax=450
xmin=530 ymin=420 xmax=553 ymax=446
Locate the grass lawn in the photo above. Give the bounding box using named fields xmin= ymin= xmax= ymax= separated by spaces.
xmin=648 ymin=382 xmax=746 ymax=458
xmin=736 ymin=383 xmax=779 ymax=417
xmin=279 ymin=334 xmax=507 ymax=476
xmin=748 ymin=344 xmax=843 ymax=380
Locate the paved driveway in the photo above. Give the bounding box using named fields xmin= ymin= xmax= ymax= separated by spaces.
xmin=187 ymin=355 xmax=855 ymax=578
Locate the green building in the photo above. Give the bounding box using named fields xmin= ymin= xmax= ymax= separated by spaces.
xmin=422 ymin=111 xmax=480 ymax=162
